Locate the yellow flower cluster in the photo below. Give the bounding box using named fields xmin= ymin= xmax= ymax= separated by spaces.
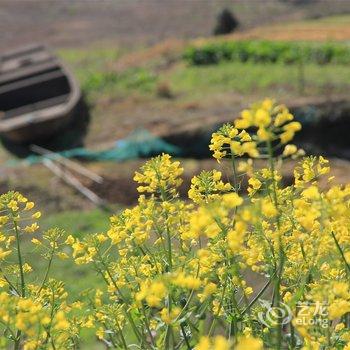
xmin=188 ymin=169 xmax=232 ymax=203
xmin=209 ymin=98 xmax=303 ymax=162
xmin=0 ymin=192 xmax=88 ymax=349
xmin=210 ymin=123 xmax=258 ymax=161
xmin=3 ymin=99 xmax=350 ymax=349
xmin=64 ymin=99 xmax=350 ymax=349
xmin=134 ymin=153 xmax=183 ymax=197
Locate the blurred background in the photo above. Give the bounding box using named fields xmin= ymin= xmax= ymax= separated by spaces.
xmin=1 ymin=2 xmax=350 ymax=339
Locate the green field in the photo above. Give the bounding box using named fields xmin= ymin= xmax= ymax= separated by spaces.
xmin=59 ymin=48 xmax=157 ymax=100
xmin=168 ymin=61 xmax=350 ymax=99
xmin=59 ymin=46 xmax=350 ymax=105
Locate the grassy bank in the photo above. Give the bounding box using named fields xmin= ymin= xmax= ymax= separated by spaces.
xmin=59 ymin=48 xmax=157 ymax=100
xmin=168 ymin=61 xmax=350 ymax=99
xmin=59 ymin=46 xmax=350 ymax=103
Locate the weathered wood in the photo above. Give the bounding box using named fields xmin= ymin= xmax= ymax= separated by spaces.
xmin=0 ymin=44 xmax=81 ymax=143
xmin=42 ymin=158 xmax=105 ymax=207
xmin=30 ymin=144 xmax=104 ymax=184
xmin=0 ymin=61 xmax=59 ymax=86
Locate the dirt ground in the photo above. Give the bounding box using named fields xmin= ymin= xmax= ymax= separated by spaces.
xmin=1 ymin=0 xmax=350 ymax=51
xmin=3 ymin=156 xmax=350 ymax=215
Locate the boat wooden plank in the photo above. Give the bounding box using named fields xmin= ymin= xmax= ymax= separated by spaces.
xmin=1 ymin=51 xmax=53 ymax=73
xmin=0 ymin=103 xmax=68 ymax=131
xmin=0 ymin=44 xmax=46 ymax=61
xmin=31 ymin=94 xmax=70 ymax=110
xmin=0 ymin=70 xmax=64 ymax=95
xmin=3 ymin=94 xmax=70 ymax=119
xmin=0 ymin=61 xmax=59 ymax=86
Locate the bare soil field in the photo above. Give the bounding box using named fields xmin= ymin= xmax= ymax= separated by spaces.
xmin=1 ymin=0 xmax=350 ymax=50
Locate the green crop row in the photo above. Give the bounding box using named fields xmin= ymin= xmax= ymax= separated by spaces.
xmin=184 ymin=40 xmax=350 ymax=65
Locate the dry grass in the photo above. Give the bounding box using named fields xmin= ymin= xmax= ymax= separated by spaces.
xmin=1 ymin=1 xmax=350 ymax=50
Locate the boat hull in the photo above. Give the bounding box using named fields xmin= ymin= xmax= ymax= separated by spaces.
xmin=0 ymin=44 xmax=81 ymax=144
xmin=0 ymin=103 xmax=80 ymax=143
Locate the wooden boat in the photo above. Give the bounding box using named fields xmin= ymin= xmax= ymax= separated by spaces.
xmin=0 ymin=44 xmax=81 ymax=143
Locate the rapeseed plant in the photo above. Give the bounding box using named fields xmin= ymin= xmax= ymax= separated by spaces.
xmin=1 ymin=99 xmax=350 ymax=349
xmin=0 ymin=192 xmax=86 ymax=349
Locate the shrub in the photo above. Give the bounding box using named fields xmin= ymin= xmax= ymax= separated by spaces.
xmin=1 ymin=99 xmax=350 ymax=349
xmin=213 ymin=8 xmax=239 ymax=36
xmin=184 ymin=40 xmax=350 ymax=66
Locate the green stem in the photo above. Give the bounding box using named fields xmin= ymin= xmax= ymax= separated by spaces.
xmin=0 ymin=267 xmax=18 ymax=295
xmin=267 ymin=140 xmax=278 ymax=209
xmin=242 ymin=272 xmax=276 ymax=315
xmin=166 ymin=223 xmax=172 ymax=270
xmin=274 ymin=251 xmax=285 ymax=349
xmin=208 ymin=278 xmax=228 ymax=336
xmin=165 ymin=294 xmax=175 ymax=350
xmin=39 ymin=248 xmax=55 ymax=293
xmin=93 ymin=258 xmax=143 ymax=345
xmin=13 ymin=214 xmax=25 ymax=350
xmin=13 ymin=217 xmax=25 ymax=298
xmin=331 ymin=231 xmax=350 ymax=276
xmin=180 ymin=323 xmax=191 ymax=350
xmin=267 ymin=140 xmax=284 ymax=349
xmin=115 ymin=320 xmax=128 ymax=350
xmin=290 ymin=319 xmax=296 ymax=349
xmin=141 ymin=305 xmax=155 ymax=347
xmin=43 ymin=291 xmax=56 ymax=348
xmin=230 ymin=154 xmax=239 ymax=192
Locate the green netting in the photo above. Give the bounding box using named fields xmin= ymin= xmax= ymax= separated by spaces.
xmin=11 ymin=129 xmax=181 ymax=166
